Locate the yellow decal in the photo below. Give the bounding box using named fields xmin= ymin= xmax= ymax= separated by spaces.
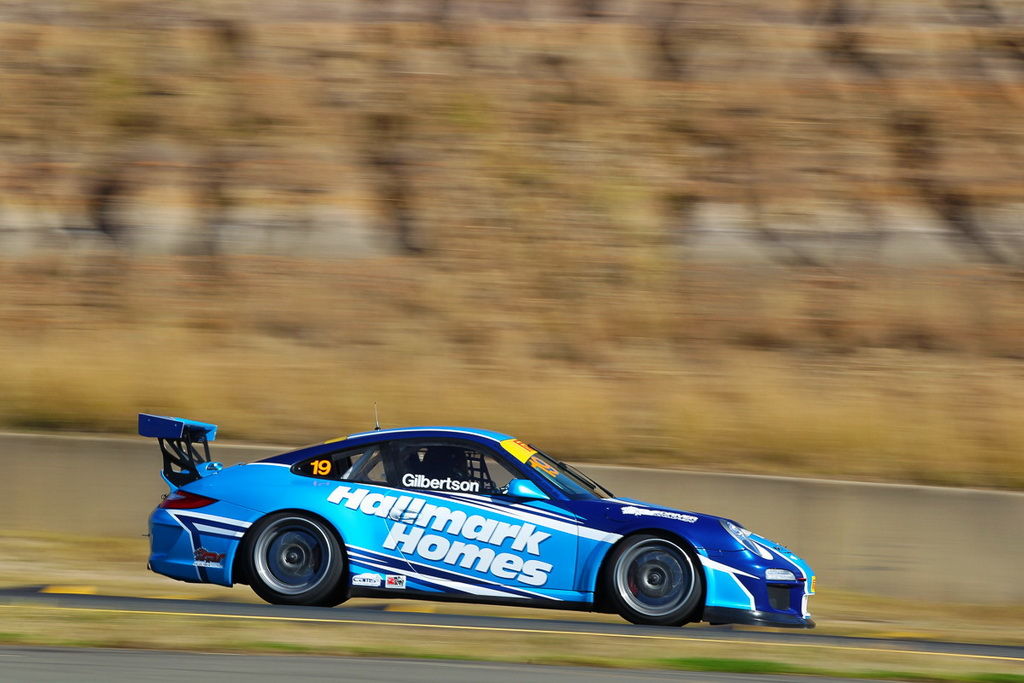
xmin=312 ymin=459 xmax=332 ymax=476
xmin=810 ymin=576 xmax=816 ymax=593
xmin=323 ymin=436 xmax=347 ymax=444
xmin=501 ymin=438 xmax=537 ymax=462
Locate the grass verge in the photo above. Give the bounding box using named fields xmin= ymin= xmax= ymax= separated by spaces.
xmin=0 ymin=605 xmax=1020 ymax=681
xmin=0 ymin=533 xmax=1021 ymax=680
xmin=1 ymin=531 xmax=1022 ymax=647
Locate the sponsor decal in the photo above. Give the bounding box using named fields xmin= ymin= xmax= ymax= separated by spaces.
xmin=402 ymin=473 xmax=480 ymax=493
xmin=500 ymin=438 xmax=537 ymax=462
xmin=621 ymin=506 xmax=698 ymax=524
xmin=385 ymin=574 xmax=406 ymax=589
xmin=352 ymin=572 xmax=383 ymax=587
xmin=327 ymin=486 xmax=553 ymax=587
xmin=193 ymin=547 xmax=225 ymax=568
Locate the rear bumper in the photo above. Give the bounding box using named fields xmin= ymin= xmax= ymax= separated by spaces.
xmin=703 ymin=606 xmax=816 ymax=629
xmin=148 ymin=505 xmax=252 ymax=587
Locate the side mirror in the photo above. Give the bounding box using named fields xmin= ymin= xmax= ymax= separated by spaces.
xmin=506 ymin=478 xmax=547 ymax=500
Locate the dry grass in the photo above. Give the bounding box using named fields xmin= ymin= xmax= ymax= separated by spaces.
xmin=2 ymin=2 xmax=1024 ymax=490
xmin=6 ymin=604 xmax=1024 ymax=680
xmin=3 ymin=531 xmax=1022 ymax=646
xmin=0 ymin=535 xmax=1022 ymax=678
xmin=2 ymin=256 xmax=1024 ymax=489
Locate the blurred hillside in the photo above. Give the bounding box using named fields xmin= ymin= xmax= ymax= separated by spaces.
xmin=4 ymin=255 xmax=1024 ymax=489
xmin=2 ymin=0 xmax=1024 ymax=262
xmin=2 ymin=1 xmax=1024 ymax=489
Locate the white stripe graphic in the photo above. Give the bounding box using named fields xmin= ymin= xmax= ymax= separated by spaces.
xmin=699 ymin=555 xmax=756 ymax=610
xmin=345 ymin=550 xmax=403 ymax=574
xmin=448 ymin=496 xmax=580 ymax=528
xmin=732 ymin=574 xmax=756 ymax=610
xmin=756 ymin=541 xmax=812 ymax=615
xmin=698 ymin=555 xmax=759 ymax=579
xmin=443 ymin=492 xmax=577 ymax=524
xmin=588 ymin=530 xmax=625 ymax=545
xmin=192 ymin=523 xmax=245 ymax=538
xmin=346 ymin=544 xmax=558 ymax=601
xmin=165 ymin=512 xmax=201 ymax=581
xmin=346 ymin=551 xmax=526 ymax=599
xmin=756 ymin=541 xmax=806 ymax=582
xmin=376 ymin=486 xmax=617 ymax=544
xmin=408 ymin=572 xmax=532 ymax=599
xmin=171 ymin=510 xmax=252 ymax=528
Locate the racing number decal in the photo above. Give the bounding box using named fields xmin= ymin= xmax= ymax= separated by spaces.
xmin=529 ymin=458 xmax=559 ymax=478
xmin=311 ymin=459 xmax=332 ymax=476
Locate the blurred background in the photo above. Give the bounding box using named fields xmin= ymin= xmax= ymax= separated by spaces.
xmin=2 ymin=0 xmax=1024 ymax=489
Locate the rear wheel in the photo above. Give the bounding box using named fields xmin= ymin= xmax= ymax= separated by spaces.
xmin=603 ymin=534 xmax=704 ymax=626
xmin=242 ymin=512 xmax=348 ymax=606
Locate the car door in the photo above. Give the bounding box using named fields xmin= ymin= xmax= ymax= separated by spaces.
xmin=380 ymin=438 xmax=580 ymax=600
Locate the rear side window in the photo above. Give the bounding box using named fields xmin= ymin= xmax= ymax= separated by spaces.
xmin=387 ymin=439 xmax=519 ymax=495
xmin=292 ymin=443 xmax=381 ymax=481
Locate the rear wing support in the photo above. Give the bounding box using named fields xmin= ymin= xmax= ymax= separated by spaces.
xmin=138 ymin=413 xmax=219 ymax=489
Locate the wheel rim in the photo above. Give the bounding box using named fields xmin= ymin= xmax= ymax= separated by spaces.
xmin=614 ymin=539 xmax=695 ymax=618
xmin=252 ymin=517 xmax=332 ymax=595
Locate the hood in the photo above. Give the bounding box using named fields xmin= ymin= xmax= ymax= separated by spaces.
xmin=602 ymin=496 xmax=732 ymax=527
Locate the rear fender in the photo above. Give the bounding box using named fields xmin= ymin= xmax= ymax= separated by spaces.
xmin=231 ymin=508 xmax=348 ymax=590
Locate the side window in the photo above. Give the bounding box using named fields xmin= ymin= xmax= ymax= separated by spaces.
xmin=390 ymin=440 xmax=520 ymax=495
xmin=358 ymin=449 xmax=388 ymax=484
xmin=292 ymin=443 xmax=381 ymax=481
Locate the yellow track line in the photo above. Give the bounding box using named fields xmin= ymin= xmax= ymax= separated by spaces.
xmin=2 ymin=603 xmax=1021 ymax=663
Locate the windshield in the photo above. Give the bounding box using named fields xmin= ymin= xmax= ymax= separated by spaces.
xmin=523 ymin=450 xmax=613 ymax=500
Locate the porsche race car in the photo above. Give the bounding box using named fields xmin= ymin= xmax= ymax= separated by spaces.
xmin=141 ymin=414 xmax=815 ymax=628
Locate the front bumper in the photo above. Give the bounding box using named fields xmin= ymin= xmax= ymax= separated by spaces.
xmin=699 ymin=545 xmax=816 ymax=629
xmin=704 ymin=606 xmax=816 ymax=629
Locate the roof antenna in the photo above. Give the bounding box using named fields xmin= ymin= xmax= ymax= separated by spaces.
xmin=373 ymin=402 xmax=381 ymax=431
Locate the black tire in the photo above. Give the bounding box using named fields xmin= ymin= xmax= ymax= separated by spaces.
xmin=602 ymin=534 xmax=704 ymax=626
xmin=241 ymin=512 xmax=348 ymax=606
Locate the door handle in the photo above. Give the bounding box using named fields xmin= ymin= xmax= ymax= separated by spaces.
xmin=388 ymin=509 xmax=418 ymax=523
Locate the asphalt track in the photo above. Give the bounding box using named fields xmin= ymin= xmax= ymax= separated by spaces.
xmin=0 ymin=646 xmax=916 ymax=683
xmin=0 ymin=590 xmax=1021 ymax=669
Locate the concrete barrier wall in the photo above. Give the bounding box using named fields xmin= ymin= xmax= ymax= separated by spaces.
xmin=0 ymin=433 xmax=278 ymax=538
xmin=2 ymin=433 xmax=1021 ymax=604
xmin=581 ymin=464 xmax=1024 ymax=605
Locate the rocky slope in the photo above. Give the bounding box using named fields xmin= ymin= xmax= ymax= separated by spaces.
xmin=1 ymin=0 xmax=1023 ymax=262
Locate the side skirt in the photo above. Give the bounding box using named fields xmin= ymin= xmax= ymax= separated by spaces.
xmin=350 ymin=586 xmax=595 ymax=613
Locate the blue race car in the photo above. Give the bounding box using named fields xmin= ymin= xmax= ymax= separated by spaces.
xmin=140 ymin=414 xmax=815 ymax=628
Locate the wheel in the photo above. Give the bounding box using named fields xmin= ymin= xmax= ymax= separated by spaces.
xmin=603 ymin=534 xmax=704 ymax=626
xmin=241 ymin=512 xmax=348 ymax=606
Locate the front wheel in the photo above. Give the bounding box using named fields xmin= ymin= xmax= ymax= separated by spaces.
xmin=242 ymin=512 xmax=348 ymax=606
xmin=603 ymin=534 xmax=704 ymax=626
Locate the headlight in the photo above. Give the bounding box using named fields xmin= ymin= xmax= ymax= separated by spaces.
xmin=721 ymin=520 xmax=773 ymax=559
xmin=765 ymin=568 xmax=796 ymax=581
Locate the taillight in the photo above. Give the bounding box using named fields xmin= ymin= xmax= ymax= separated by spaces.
xmin=159 ymin=490 xmax=217 ymax=509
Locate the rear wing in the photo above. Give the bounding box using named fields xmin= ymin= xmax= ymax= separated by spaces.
xmin=138 ymin=413 xmax=219 ymax=489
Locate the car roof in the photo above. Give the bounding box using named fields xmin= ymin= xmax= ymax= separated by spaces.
xmin=257 ymin=426 xmax=520 ymax=465
xmin=342 ymin=425 xmax=515 ymax=442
